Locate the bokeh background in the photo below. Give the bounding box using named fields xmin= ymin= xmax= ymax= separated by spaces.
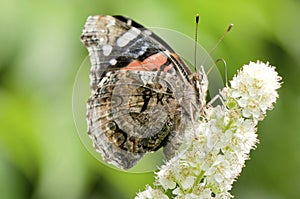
xmin=1 ymin=0 xmax=299 ymax=198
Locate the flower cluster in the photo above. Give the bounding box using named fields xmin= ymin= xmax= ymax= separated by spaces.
xmin=221 ymin=61 xmax=282 ymax=123
xmin=135 ymin=61 xmax=281 ymax=199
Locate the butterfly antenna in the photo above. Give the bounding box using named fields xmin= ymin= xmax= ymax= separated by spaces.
xmin=194 ymin=14 xmax=200 ymax=72
xmin=216 ymin=58 xmax=228 ymax=86
xmin=209 ymin=24 xmax=234 ymax=55
xmin=206 ymin=58 xmax=228 ymax=86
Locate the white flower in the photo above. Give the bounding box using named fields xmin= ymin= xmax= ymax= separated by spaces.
xmin=135 ymin=186 xmax=169 ymax=199
xmin=135 ymin=61 xmax=281 ymax=199
xmin=156 ymin=165 xmax=177 ymax=190
xmin=181 ymin=175 xmax=196 ymax=190
xmin=223 ymin=61 xmax=282 ymax=122
xmin=232 ymin=118 xmax=258 ymax=154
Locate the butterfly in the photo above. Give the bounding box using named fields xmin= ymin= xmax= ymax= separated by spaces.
xmin=80 ymin=15 xmax=208 ymax=169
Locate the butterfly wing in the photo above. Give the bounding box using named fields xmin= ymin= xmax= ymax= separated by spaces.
xmin=81 ymin=15 xmax=200 ymax=169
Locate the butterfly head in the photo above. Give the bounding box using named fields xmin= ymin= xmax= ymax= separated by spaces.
xmin=189 ymin=65 xmax=208 ymax=110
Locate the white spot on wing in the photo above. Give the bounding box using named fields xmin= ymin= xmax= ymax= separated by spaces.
xmin=102 ymin=45 xmax=112 ymax=56
xmin=117 ymin=28 xmax=141 ymax=47
xmin=138 ymin=43 xmax=149 ymax=56
xmin=99 ymin=37 xmax=105 ymax=43
xmin=109 ymin=59 xmax=117 ymax=65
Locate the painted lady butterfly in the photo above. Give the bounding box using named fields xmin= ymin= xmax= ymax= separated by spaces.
xmin=80 ymin=15 xmax=208 ymax=169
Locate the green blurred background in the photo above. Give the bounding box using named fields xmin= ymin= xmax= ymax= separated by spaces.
xmin=0 ymin=0 xmax=299 ymax=198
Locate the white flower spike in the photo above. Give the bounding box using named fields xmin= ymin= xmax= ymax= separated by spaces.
xmin=135 ymin=61 xmax=282 ymax=198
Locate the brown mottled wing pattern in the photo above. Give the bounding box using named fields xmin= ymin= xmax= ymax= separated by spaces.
xmin=80 ymin=15 xmax=205 ymax=169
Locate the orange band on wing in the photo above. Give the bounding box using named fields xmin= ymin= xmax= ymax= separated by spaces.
xmin=122 ymin=53 xmax=168 ymax=71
